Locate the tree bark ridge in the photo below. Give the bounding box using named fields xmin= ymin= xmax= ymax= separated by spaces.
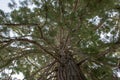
xmin=56 ymin=54 xmax=87 ymax=80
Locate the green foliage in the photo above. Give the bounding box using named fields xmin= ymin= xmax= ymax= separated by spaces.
xmin=0 ymin=0 xmax=120 ymax=80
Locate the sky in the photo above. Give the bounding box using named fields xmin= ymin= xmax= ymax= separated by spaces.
xmin=0 ymin=0 xmax=11 ymax=12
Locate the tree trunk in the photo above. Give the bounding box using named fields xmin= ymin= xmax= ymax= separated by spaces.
xmin=56 ymin=54 xmax=87 ymax=80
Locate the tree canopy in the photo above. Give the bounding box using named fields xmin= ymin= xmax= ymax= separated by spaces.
xmin=0 ymin=0 xmax=120 ymax=80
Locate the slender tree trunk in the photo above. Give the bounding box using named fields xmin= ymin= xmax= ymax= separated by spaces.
xmin=56 ymin=54 xmax=87 ymax=80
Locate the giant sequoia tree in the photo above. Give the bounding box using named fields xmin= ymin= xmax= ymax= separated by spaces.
xmin=0 ymin=0 xmax=120 ymax=80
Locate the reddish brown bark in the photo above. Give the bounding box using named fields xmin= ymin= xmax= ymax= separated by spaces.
xmin=56 ymin=54 xmax=87 ymax=80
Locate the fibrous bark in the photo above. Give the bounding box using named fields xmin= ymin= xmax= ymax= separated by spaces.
xmin=56 ymin=54 xmax=87 ymax=80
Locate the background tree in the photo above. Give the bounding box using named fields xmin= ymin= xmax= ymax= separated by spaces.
xmin=0 ymin=0 xmax=120 ymax=80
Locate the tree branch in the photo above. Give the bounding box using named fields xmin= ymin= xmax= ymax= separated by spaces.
xmin=37 ymin=26 xmax=57 ymax=52
xmin=77 ymin=57 xmax=88 ymax=66
xmin=30 ymin=60 xmax=56 ymax=78
xmin=12 ymin=38 xmax=61 ymax=62
xmin=96 ymin=42 xmax=120 ymax=59
xmin=0 ymin=23 xmax=39 ymax=26
xmin=1 ymin=37 xmax=61 ymax=64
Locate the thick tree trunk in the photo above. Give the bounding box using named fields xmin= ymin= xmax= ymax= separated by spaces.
xmin=56 ymin=54 xmax=87 ymax=80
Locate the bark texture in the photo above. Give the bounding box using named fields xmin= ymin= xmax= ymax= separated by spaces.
xmin=56 ymin=54 xmax=87 ymax=80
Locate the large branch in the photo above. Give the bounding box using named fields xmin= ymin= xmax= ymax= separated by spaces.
xmin=37 ymin=26 xmax=56 ymax=50
xmin=30 ymin=60 xmax=56 ymax=78
xmin=96 ymin=41 xmax=120 ymax=59
xmin=0 ymin=23 xmax=39 ymax=26
xmin=77 ymin=40 xmax=120 ymax=66
xmin=12 ymin=38 xmax=61 ymax=62
xmin=0 ymin=37 xmax=61 ymax=63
